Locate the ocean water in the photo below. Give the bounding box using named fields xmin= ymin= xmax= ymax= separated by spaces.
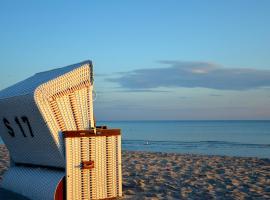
xmin=1 ymin=121 xmax=269 ymax=158
xmin=98 ymin=120 xmax=270 ymax=158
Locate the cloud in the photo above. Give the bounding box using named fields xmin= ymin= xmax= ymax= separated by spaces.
xmin=107 ymin=61 xmax=270 ymax=90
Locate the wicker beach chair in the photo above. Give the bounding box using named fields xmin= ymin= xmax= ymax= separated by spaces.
xmin=0 ymin=61 xmax=122 ymax=200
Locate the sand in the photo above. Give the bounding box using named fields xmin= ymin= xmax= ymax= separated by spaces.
xmin=122 ymin=151 xmax=270 ymax=199
xmin=0 ymin=144 xmax=270 ymax=199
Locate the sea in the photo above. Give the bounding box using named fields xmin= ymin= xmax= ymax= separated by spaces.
xmin=0 ymin=120 xmax=269 ymax=159
xmin=99 ymin=120 xmax=270 ymax=159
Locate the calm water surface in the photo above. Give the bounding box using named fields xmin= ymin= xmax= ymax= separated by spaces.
xmin=98 ymin=120 xmax=270 ymax=158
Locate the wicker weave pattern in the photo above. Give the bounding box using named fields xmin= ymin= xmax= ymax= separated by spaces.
xmin=65 ymin=135 xmax=122 ymax=200
xmin=34 ymin=64 xmax=93 ymax=148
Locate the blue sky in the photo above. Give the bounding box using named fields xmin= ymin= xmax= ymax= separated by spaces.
xmin=0 ymin=1 xmax=270 ymax=120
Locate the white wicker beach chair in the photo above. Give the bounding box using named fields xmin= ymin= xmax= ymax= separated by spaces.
xmin=0 ymin=61 xmax=122 ymax=200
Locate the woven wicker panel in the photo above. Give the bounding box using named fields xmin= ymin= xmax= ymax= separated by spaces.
xmin=34 ymin=63 xmax=94 ymax=141
xmin=1 ymin=166 xmax=65 ymax=200
xmin=65 ymin=135 xmax=122 ymax=200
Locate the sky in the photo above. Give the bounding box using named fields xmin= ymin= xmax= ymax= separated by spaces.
xmin=0 ymin=0 xmax=270 ymax=120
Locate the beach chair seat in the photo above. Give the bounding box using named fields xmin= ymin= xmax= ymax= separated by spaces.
xmin=0 ymin=61 xmax=122 ymax=200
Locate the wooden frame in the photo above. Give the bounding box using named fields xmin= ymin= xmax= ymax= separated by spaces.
xmin=63 ymin=129 xmax=121 ymax=138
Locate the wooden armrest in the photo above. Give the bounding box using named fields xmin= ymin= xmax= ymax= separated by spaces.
xmin=62 ymin=129 xmax=121 ymax=138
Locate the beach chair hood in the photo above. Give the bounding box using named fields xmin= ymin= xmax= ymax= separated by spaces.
xmin=0 ymin=60 xmax=94 ymax=168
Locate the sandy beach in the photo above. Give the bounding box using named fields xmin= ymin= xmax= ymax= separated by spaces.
xmin=0 ymin=145 xmax=270 ymax=199
xmin=122 ymin=151 xmax=270 ymax=199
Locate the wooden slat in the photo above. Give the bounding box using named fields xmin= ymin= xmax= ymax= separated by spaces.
xmin=63 ymin=129 xmax=121 ymax=138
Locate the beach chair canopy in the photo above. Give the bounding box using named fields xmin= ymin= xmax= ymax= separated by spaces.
xmin=0 ymin=60 xmax=94 ymax=168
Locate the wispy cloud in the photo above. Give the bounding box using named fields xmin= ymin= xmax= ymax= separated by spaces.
xmin=107 ymin=61 xmax=270 ymax=90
